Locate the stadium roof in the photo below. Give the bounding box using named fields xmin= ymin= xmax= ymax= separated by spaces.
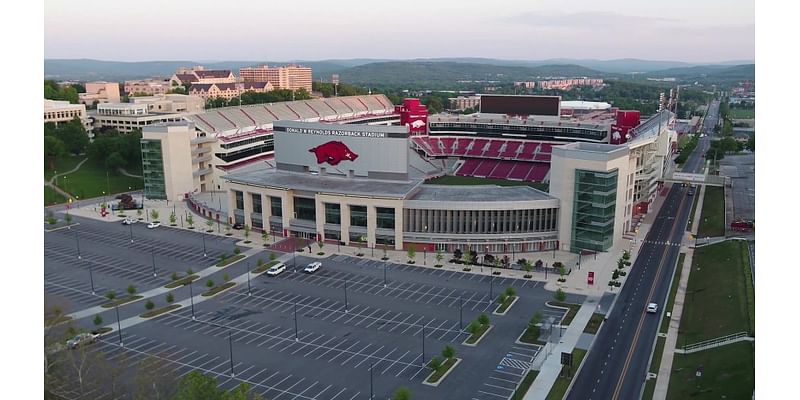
xmin=408 ymin=185 xmax=553 ymax=202
xmin=560 ymin=101 xmax=612 ymax=110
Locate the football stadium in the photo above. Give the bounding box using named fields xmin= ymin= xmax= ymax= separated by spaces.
xmin=142 ymin=94 xmax=676 ymax=254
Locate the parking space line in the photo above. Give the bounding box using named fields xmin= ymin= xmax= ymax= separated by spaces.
xmin=246 ymin=326 xmax=281 ymax=345
xmin=328 ymin=341 xmax=362 ymax=363
xmin=311 ymin=384 xmax=333 ymax=399
xmin=267 ymin=328 xmax=295 ymax=349
xmin=290 ymin=333 xmax=326 ymax=355
xmin=395 ymin=354 xmax=422 ymax=377
xmin=478 ymin=390 xmax=510 ymax=398
xmin=399 ymin=315 xmax=425 ymax=335
xmin=365 ymin=310 xmax=393 ymax=329
xmin=305 ymin=336 xmax=338 ymax=358
xmin=328 ymin=387 xmax=348 ymax=400
xmin=351 ymin=345 xmax=384 ymax=368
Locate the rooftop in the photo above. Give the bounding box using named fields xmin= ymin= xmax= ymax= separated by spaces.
xmin=409 ymin=185 xmax=553 ymax=202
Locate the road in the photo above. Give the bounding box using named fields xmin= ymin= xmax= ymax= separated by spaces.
xmin=567 ymin=101 xmax=718 ymax=400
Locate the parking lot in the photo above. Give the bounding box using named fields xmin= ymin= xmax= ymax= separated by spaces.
xmin=48 ymin=217 xmax=583 ymax=399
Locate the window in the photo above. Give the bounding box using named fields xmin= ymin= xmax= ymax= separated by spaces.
xmin=252 ymin=193 xmax=262 ymax=214
xmin=376 ymin=207 xmax=395 ymax=229
xmin=350 ymin=205 xmax=367 ymax=227
xmin=293 ymin=197 xmax=316 ymax=222
xmin=234 ymin=191 xmax=244 ymax=210
xmin=325 ymin=203 xmax=341 ymax=225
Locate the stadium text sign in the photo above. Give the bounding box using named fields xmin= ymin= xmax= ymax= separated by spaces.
xmin=285 ymin=127 xmax=388 ymax=138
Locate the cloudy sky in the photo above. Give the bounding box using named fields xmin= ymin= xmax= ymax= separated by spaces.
xmin=44 ymin=0 xmax=754 ymax=62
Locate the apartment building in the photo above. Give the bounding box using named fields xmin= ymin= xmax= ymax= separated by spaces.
xmin=448 ymin=95 xmax=480 ymax=111
xmin=239 ymin=64 xmax=312 ymax=92
xmin=129 ymin=94 xmax=205 ymax=113
xmin=170 ymin=66 xmax=236 ymax=86
xmin=124 ymin=78 xmax=171 ymax=96
xmin=79 ymin=81 xmax=121 ymax=106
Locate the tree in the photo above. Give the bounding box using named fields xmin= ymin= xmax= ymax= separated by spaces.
xmin=170 ymin=211 xmax=177 ymax=225
xmin=105 ymin=291 xmax=117 ymax=301
xmin=46 ymin=211 xmax=57 ymax=225
xmin=505 ymin=287 xmax=516 ymax=297
xmin=150 ymin=209 xmax=159 ymax=222
xmin=166 ymin=293 xmax=174 ymax=303
xmin=497 ymin=293 xmax=508 ymax=305
xmin=171 ymin=371 xmax=226 ymax=400
xmin=186 ymin=214 xmax=194 ymax=228
xmin=93 ymin=314 xmax=103 ymax=327
xmin=207 ymin=279 xmax=214 ymax=288
xmin=554 ymin=288 xmax=567 ymax=302
xmin=234 ymin=247 xmax=241 ymax=255
xmin=269 ymin=252 xmax=277 ymax=262
xmin=530 ymin=311 xmax=543 ymax=328
xmin=171 ymin=272 xmax=179 ymax=281
xmin=478 ymin=313 xmax=490 ymax=325
xmin=206 ymin=218 xmax=214 ymax=232
xmin=317 ymin=240 xmax=324 ymax=252
xmin=56 ymin=117 xmax=89 ymax=155
xmin=428 ymin=356 xmax=443 ymax=373
xmin=145 ymin=300 xmax=155 ymax=310
xmin=106 ymin=151 xmax=126 ymax=171
xmin=622 ymin=251 xmax=630 ymax=260
xmin=393 ymin=386 xmax=412 ymax=400
xmin=442 ymin=345 xmax=456 ymax=360
xmin=244 ymin=224 xmax=251 ymax=242
xmin=127 ymin=284 xmax=137 ymax=295
xmin=44 ymin=135 xmax=66 ymax=171
xmin=407 ymin=244 xmax=416 ymax=262
xmin=187 ymin=268 xmax=193 ymax=275
xmin=467 ymin=320 xmax=481 ymax=335
xmin=133 ymin=355 xmax=177 ymax=400
xmin=454 ymin=248 xmax=463 ymax=260
xmin=523 ymin=260 xmax=533 ymax=275
xmin=223 ymin=273 xmax=230 ymax=282
xmin=435 ymin=249 xmax=444 ymax=265
xmin=64 ymin=212 xmax=72 ymax=225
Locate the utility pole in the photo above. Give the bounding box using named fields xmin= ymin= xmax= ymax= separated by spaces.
xmin=115 ymin=304 xmax=123 ymax=347
xmin=228 ymin=330 xmax=235 ymax=377
xmin=74 ymin=231 xmax=81 ymax=260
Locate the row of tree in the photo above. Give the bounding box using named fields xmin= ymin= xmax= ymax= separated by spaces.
xmin=87 ymin=128 xmax=143 ymax=172
xmin=44 ymin=118 xmax=89 ymax=171
xmin=205 ymin=88 xmax=313 ymax=108
xmin=44 ymin=80 xmax=83 ymax=104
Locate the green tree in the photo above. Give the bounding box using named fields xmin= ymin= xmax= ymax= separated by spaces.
xmin=166 ymin=293 xmax=174 ymax=303
xmin=187 ymin=268 xmax=193 ymax=275
xmin=105 ymin=291 xmax=117 ymax=301
xmin=46 ymin=211 xmax=57 ymax=225
xmin=144 ymin=300 xmax=154 ymax=310
xmin=428 ymin=356 xmax=442 ymax=373
xmin=262 ymin=230 xmax=269 ymax=245
xmin=206 ymin=218 xmax=214 ymax=232
xmin=223 ymin=273 xmax=230 ymax=282
xmin=170 ymin=211 xmax=177 ymax=225
xmin=234 ymin=247 xmax=241 ymax=255
xmin=93 ymin=314 xmax=103 ymax=327
xmin=244 ymin=225 xmax=251 ymax=242
xmin=64 ymin=212 xmax=72 ymax=225
xmin=317 ymin=241 xmax=324 ymax=252
xmin=186 ymin=214 xmax=194 ymax=228
xmin=442 ymin=345 xmax=456 ymax=360
xmin=206 ymin=279 xmax=214 ymax=288
xmin=523 ymin=260 xmax=533 ymax=275
xmin=56 ymin=117 xmax=89 ymax=155
xmin=467 ymin=320 xmax=481 ymax=335
xmin=530 ymin=311 xmax=543 ymax=328
xmin=126 ymin=284 xmax=137 ymax=295
xmin=171 ymin=371 xmax=225 ymax=400
xmin=407 ymin=244 xmax=416 ymax=262
xmin=478 ymin=313 xmax=490 ymax=325
xmin=435 ymin=249 xmax=444 ymax=265
xmin=105 ymin=151 xmax=126 ymax=171
xmin=269 ymin=252 xmax=277 ymax=262
xmin=554 ymin=288 xmax=566 ymax=302
xmin=505 ymin=287 xmax=516 ymax=297
xmin=497 ymin=293 xmax=508 ymax=305
xmin=393 ymin=386 xmax=412 ymax=400
xmin=171 ymin=272 xmax=179 ymax=281
xmin=44 ymin=135 xmax=66 ymax=171
xmin=150 ymin=209 xmax=159 ymax=222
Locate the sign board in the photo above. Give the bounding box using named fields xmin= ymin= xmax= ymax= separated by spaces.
xmin=331 ymin=74 xmax=339 ymax=85
xmin=588 ymin=271 xmax=595 ymax=285
xmin=561 ymin=352 xmax=573 ymax=367
xmin=672 ymin=172 xmax=706 ymax=182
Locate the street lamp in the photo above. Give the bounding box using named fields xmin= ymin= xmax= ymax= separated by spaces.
xmin=88 ymin=262 xmax=95 ymax=295
xmin=369 ymin=363 xmax=374 ymax=400
xmin=115 ymin=304 xmax=123 ymax=347
xmin=383 ymin=260 xmax=388 ymax=287
xmin=129 ymin=222 xmax=133 ymax=243
xmin=294 ymin=302 xmax=299 ymax=341
xmin=344 ymin=278 xmax=348 ymax=313
xmin=189 ymin=279 xmax=195 ymax=320
xmin=228 ymin=330 xmax=235 ymax=377
xmin=247 ymin=262 xmax=251 ymax=296
xmin=202 ymin=231 xmax=207 ymax=257
xmin=421 ymin=322 xmax=425 ymax=366
xmin=459 ymin=295 xmax=463 ymax=330
xmin=74 ymin=231 xmax=81 ymax=260
xmin=151 ymin=245 xmax=157 ymax=277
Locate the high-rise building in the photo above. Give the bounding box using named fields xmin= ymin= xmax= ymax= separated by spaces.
xmin=239 ymin=64 xmax=312 ymax=92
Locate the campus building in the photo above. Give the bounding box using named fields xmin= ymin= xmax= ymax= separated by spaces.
xmin=448 ymin=96 xmax=480 ymax=111
xmin=124 ymin=78 xmax=171 ymax=96
xmin=79 ymin=81 xmax=121 ymax=106
xmin=129 ymin=94 xmax=205 ymax=114
xmin=239 ymin=64 xmax=313 ymax=92
xmin=43 ymin=99 xmax=92 ymax=131
xmin=90 ymin=103 xmax=185 ymax=133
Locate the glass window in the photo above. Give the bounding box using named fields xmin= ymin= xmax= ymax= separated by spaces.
xmin=234 ymin=191 xmax=244 ymax=210
xmin=350 ymin=205 xmax=367 ymax=227
xmin=252 ymin=193 xmax=262 ymax=214
xmin=270 ymin=196 xmax=282 ymax=217
xmin=293 ymin=197 xmax=316 ymax=222
xmin=325 ymin=203 xmax=341 ymax=225
xmin=376 ymin=207 xmax=395 ymax=229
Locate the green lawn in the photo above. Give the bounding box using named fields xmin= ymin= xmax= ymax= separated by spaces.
xmin=582 ymin=313 xmax=604 ymax=334
xmin=546 ymin=348 xmax=587 ymax=400
xmin=730 ymin=108 xmax=755 ymax=119
xmin=425 ymin=175 xmax=549 ymax=192
xmin=548 ymin=302 xmax=581 ymax=326
xmin=666 ymin=342 xmax=754 ymax=400
xmin=44 ymin=155 xmax=85 ymax=181
xmin=687 ymin=190 xmax=701 ymax=231
xmin=678 ymin=241 xmax=753 ymax=345
xmin=51 ymin=159 xmax=143 ymax=199
xmin=45 ymin=186 xmax=67 ymax=206
xmin=697 ymin=186 xmax=725 ymax=238
xmin=643 ymin=336 xmax=668 ymax=400
xmin=512 ymin=370 xmax=539 ymax=400
xmin=661 ymin=254 xmax=685 ymax=334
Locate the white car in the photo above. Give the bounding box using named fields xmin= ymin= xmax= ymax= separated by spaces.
xmin=147 ymin=222 xmax=161 ymax=229
xmin=304 ymin=262 xmax=322 ymax=274
xmin=122 ymin=218 xmax=137 ymax=225
xmin=646 ymin=303 xmax=658 ymax=314
xmin=266 ymin=264 xmax=286 ymax=276
xmin=66 ymin=332 xmax=99 ymax=349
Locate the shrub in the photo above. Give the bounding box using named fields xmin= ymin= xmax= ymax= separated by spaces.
xmin=619 ymin=270 xmax=627 ymax=276
xmin=622 ymin=250 xmax=630 ymax=260
xmin=186 ymin=268 xmax=193 ymax=275
xmin=505 ymin=287 xmax=516 ymax=297
xmin=257 ymin=258 xmax=264 ymax=267
xmin=223 ymin=273 xmax=230 ymax=282
xmin=206 ymin=279 xmax=214 ymax=288
xmin=234 ymin=247 xmax=241 ymax=255
xmin=269 ymin=252 xmax=276 ymax=262
xmin=171 ymin=272 xmax=179 ymax=281
xmin=145 ymin=300 xmax=154 ymax=310
xmin=478 ymin=313 xmax=490 ymax=325
xmin=467 ymin=320 xmax=481 ymax=335
xmin=93 ymin=315 xmax=103 ymax=327
xmin=442 ymin=345 xmax=456 ymax=360
xmin=105 ymin=291 xmax=116 ymax=301
xmin=612 ymin=269 xmax=620 ymax=280
xmin=497 ymin=293 xmax=508 ymax=305
xmin=428 ymin=356 xmax=442 ymax=372
xmin=220 ymin=254 xmax=228 ymax=263
xmin=554 ymin=288 xmax=566 ymax=302
xmin=126 ymin=284 xmax=137 ymax=295
xmin=393 ymin=387 xmax=412 ymax=400
xmin=166 ymin=293 xmax=174 ymax=303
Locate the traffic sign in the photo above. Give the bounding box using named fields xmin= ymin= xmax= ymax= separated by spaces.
xmin=561 ymin=352 xmax=573 ymax=367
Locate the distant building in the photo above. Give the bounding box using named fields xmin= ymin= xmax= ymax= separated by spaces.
xmin=129 ymin=94 xmax=205 ymax=114
xmin=239 ymin=64 xmax=312 ymax=92
xmin=448 ymin=96 xmax=480 ymax=111
xmin=240 ymin=81 xmax=275 ymax=94
xmin=89 ymin=103 xmax=185 ymax=133
xmin=537 ymin=78 xmax=603 ymax=90
xmin=170 ymin=66 xmax=236 ymax=87
xmin=189 ymin=83 xmax=240 ymax=101
xmin=514 ymin=81 xmax=536 ymax=89
xmin=79 ymin=81 xmax=121 ymax=106
xmin=124 ymin=78 xmax=171 ymax=96
xmin=44 ymin=99 xmax=91 ymax=131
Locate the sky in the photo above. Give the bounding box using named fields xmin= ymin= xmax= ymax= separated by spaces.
xmin=44 ymin=0 xmax=754 ymax=62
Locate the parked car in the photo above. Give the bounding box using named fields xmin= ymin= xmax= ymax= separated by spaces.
xmin=646 ymin=303 xmax=658 ymax=314
xmin=66 ymin=332 xmax=99 ymax=349
xmin=232 ymin=223 xmax=244 ymax=230
xmin=147 ymin=222 xmax=161 ymax=229
xmin=122 ymin=218 xmax=137 ymax=225
xmin=266 ymin=264 xmax=286 ymax=276
xmin=304 ymin=262 xmax=322 ymax=273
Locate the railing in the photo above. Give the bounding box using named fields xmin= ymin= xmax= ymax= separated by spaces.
xmin=680 ymin=331 xmax=751 ymax=353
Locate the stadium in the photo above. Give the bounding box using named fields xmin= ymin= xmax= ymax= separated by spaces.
xmin=143 ymin=94 xmax=676 ymax=255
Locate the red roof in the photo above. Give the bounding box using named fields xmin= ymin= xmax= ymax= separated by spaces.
xmin=195 ymin=70 xmax=232 ymax=79
xmin=174 ymin=73 xmax=198 ymax=83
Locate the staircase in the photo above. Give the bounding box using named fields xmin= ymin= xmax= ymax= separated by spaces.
xmin=675 ymin=331 xmax=754 ymax=354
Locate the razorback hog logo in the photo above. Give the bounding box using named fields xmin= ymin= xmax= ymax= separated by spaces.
xmin=308 ymin=141 xmax=359 ymax=166
xmin=410 ymin=119 xmax=426 ymax=128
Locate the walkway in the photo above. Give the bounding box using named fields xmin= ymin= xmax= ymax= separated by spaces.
xmin=117 ymin=167 xmax=142 ymax=179
xmin=45 ymin=157 xmax=88 ymax=201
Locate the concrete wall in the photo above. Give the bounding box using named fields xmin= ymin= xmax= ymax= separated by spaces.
xmin=143 ymin=123 xmax=195 ymax=201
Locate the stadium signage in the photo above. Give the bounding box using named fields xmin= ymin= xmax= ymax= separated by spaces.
xmin=285 ymin=127 xmax=388 ymax=138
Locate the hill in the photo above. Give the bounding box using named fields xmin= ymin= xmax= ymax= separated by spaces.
xmin=647 ymin=64 xmax=754 ymax=79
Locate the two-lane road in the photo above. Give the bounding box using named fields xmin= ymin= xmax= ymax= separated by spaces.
xmin=567 ymin=101 xmax=717 ymax=400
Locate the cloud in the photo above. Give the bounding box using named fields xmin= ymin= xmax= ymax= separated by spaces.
xmin=504 ymin=11 xmax=678 ymax=30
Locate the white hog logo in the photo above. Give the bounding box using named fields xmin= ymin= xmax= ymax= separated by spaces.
xmin=410 ymin=120 xmax=426 ymax=128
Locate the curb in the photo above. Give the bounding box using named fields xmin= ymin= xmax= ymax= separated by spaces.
xmin=422 ymin=358 xmax=462 ymax=387
xmin=515 ymin=326 xmax=547 ymax=347
xmin=493 ymin=296 xmax=519 ymax=316
xmin=138 ymin=304 xmax=183 ymax=320
xmin=462 ymin=324 xmax=493 ymax=347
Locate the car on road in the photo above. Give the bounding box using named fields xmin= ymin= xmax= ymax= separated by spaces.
xmin=646 ymin=303 xmax=658 ymax=314
xmin=147 ymin=222 xmax=161 ymax=229
xmin=122 ymin=218 xmax=137 ymax=225
xmin=688 ymin=186 xmax=695 ymax=196
xmin=304 ymin=262 xmax=322 ymax=273
xmin=232 ymin=223 xmax=244 ymax=230
xmin=266 ymin=264 xmax=286 ymax=276
xmin=66 ymin=332 xmax=99 ymax=349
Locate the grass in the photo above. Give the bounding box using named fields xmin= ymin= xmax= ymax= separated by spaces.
xmin=252 ymin=261 xmax=279 ymax=274
xmin=678 ymin=241 xmax=753 ymax=346
xmin=44 ymin=155 xmax=85 ymax=181
xmin=101 ymin=295 xmax=143 ymax=308
xmin=50 ymin=159 xmax=143 ymax=199
xmin=495 ymin=296 xmax=517 ymax=314
xmin=687 ymin=188 xmax=701 ymax=231
xmin=216 ymin=254 xmax=245 ymax=267
xmin=425 ymin=175 xmax=549 ymax=192
xmin=582 ymin=313 xmax=605 ymax=334
xmin=465 ymin=324 xmax=491 ymax=344
xmin=730 ymin=108 xmax=755 ymax=119
xmin=164 ymin=274 xmax=199 ymax=289
xmin=45 ymin=186 xmax=68 ymax=206
xmin=548 ymin=302 xmax=581 ymax=326
xmin=202 ymin=282 xmax=237 ymax=297
xmin=661 ymin=254 xmax=685 ymax=334
xmin=426 ymin=357 xmax=458 ymax=383
xmin=643 ymin=336 xmax=668 ymax=400
xmin=546 ymin=348 xmax=587 ymax=400
xmin=666 ymin=342 xmax=754 ymax=400
xmin=139 ymin=304 xmax=182 ymax=318
xmin=512 ymin=370 xmax=539 ymax=400
xmin=697 ymin=186 xmax=725 ymax=238
xmin=519 ymin=326 xmax=546 ymax=345
xmin=92 ymin=327 xmax=113 ymax=335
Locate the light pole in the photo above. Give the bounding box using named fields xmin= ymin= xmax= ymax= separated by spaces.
xmin=383 ymin=260 xmax=388 ymax=287
xmin=151 ymin=245 xmax=157 ymax=277
xmin=344 ymin=278 xmax=348 ymax=313
xmin=421 ymin=323 xmax=425 ymax=366
xmin=74 ymin=231 xmax=81 ymax=260
xmin=489 ymin=275 xmax=494 ymax=303
xmin=202 ymin=231 xmax=207 ymax=257
xmin=228 ymin=330 xmax=235 ymax=377
xmin=247 ymin=262 xmax=252 ymax=296
xmin=294 ymin=302 xmax=299 ymax=341
xmin=370 ymin=363 xmax=374 ymax=400
xmin=115 ymin=304 xmax=123 ymax=347
xmin=189 ymin=280 xmax=195 ymax=320
xmin=459 ymin=295 xmax=463 ymax=330
xmin=88 ymin=262 xmax=95 ymax=295
xmin=129 ymin=222 xmax=133 ymax=243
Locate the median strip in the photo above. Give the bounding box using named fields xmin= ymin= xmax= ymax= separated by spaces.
xmin=139 ymin=304 xmax=182 ymax=319
xmin=202 ymin=282 xmax=237 ymax=297
xmin=101 ymin=295 xmax=143 ymax=308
